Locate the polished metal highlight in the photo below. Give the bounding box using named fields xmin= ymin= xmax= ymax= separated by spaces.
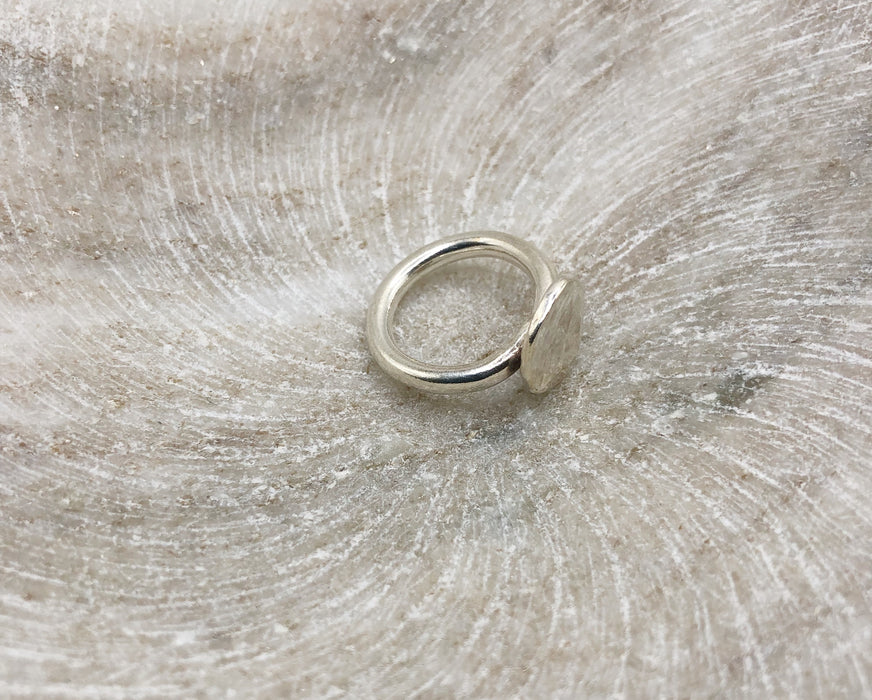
xmin=366 ymin=231 xmax=583 ymax=394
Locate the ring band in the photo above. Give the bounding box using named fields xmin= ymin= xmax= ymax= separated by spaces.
xmin=366 ymin=231 xmax=583 ymax=394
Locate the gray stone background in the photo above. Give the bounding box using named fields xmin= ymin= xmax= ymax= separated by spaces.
xmin=1 ymin=0 xmax=871 ymax=697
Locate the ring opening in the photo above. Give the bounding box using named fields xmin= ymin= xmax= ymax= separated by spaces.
xmin=392 ymin=257 xmax=533 ymax=366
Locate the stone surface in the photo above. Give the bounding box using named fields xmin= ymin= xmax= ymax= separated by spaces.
xmin=2 ymin=0 xmax=872 ymax=697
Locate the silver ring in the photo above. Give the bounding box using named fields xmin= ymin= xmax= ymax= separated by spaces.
xmin=366 ymin=231 xmax=583 ymax=394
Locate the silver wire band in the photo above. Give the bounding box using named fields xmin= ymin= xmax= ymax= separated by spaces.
xmin=366 ymin=232 xmax=559 ymax=393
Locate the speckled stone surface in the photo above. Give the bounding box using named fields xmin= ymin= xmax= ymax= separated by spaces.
xmin=2 ymin=1 xmax=871 ymax=697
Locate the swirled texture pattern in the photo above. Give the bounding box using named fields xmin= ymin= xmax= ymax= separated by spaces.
xmin=2 ymin=1 xmax=871 ymax=696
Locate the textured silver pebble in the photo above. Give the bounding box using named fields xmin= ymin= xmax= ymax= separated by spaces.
xmin=522 ymin=278 xmax=584 ymax=393
xmin=2 ymin=0 xmax=872 ymax=697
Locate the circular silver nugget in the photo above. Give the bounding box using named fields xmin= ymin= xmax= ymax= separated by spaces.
xmin=366 ymin=231 xmax=583 ymax=394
